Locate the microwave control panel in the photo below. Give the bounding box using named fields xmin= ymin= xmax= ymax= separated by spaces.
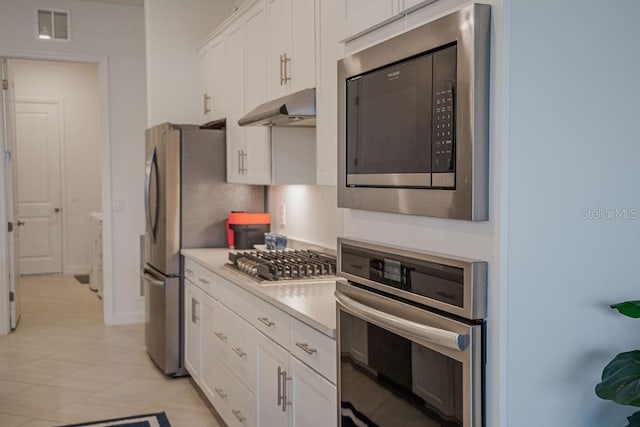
xmin=431 ymin=45 xmax=457 ymax=187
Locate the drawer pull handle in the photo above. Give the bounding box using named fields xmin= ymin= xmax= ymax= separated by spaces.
xmin=295 ymin=342 xmax=317 ymax=355
xmin=186 ymin=268 xmax=194 ymax=275
xmin=232 ymin=409 xmax=246 ymax=422
xmin=258 ymin=316 xmax=275 ymax=327
xmin=232 ymin=347 xmax=246 ymax=358
xmin=214 ymin=388 xmax=227 ymax=399
xmin=198 ymin=278 xmax=210 ymax=285
xmin=214 ymin=332 xmax=227 ymax=341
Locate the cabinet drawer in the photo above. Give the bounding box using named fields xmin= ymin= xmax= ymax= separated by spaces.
xmin=219 ymin=357 xmax=256 ymax=427
xmin=207 ymin=357 xmax=233 ymax=426
xmin=289 ymin=317 xmax=336 ymax=384
xmin=184 ymin=258 xmax=217 ymax=298
xmin=253 ymin=297 xmax=290 ymax=348
xmin=214 ymin=301 xmax=256 ymax=392
xmin=218 ymin=275 xmax=254 ymax=321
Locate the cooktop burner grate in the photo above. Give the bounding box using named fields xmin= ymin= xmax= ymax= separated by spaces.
xmin=228 ymin=249 xmax=336 ymax=282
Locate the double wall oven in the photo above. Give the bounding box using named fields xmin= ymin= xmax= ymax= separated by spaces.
xmin=336 ymin=239 xmax=487 ymax=427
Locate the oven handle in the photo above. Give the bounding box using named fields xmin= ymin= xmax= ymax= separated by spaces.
xmin=335 ymin=291 xmax=468 ymax=351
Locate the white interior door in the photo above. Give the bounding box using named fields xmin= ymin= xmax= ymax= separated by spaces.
xmin=15 ymin=100 xmax=63 ymax=275
xmin=2 ymin=58 xmax=21 ymax=329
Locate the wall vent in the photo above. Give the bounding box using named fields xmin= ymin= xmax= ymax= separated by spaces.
xmin=37 ymin=9 xmax=70 ymax=41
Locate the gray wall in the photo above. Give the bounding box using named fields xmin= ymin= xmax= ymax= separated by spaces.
xmin=506 ymin=0 xmax=640 ymax=425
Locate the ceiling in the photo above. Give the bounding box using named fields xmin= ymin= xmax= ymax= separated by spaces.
xmin=77 ymin=0 xmax=144 ymax=7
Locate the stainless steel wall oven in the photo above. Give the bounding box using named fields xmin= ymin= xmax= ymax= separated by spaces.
xmin=337 ymin=4 xmax=491 ymax=220
xmin=336 ymin=238 xmax=487 ymax=426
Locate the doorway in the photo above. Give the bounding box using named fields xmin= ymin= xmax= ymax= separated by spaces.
xmin=7 ymin=58 xmax=103 ymax=328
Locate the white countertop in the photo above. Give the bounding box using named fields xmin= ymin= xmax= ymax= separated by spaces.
xmin=181 ymin=248 xmax=336 ymax=337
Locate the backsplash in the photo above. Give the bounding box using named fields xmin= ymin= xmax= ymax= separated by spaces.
xmin=268 ymin=185 xmax=343 ymax=250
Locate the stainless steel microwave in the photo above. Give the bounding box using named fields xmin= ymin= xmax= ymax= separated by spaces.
xmin=337 ymin=4 xmax=491 ymax=221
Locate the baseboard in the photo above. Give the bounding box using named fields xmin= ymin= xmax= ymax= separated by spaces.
xmin=65 ymin=265 xmax=90 ymax=275
xmin=108 ymin=310 xmax=145 ymax=326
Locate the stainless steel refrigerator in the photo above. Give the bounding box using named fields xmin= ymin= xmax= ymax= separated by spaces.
xmin=141 ymin=123 xmax=264 ymax=376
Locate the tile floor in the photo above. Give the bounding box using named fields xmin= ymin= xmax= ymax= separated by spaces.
xmin=0 ymin=275 xmax=222 ymax=427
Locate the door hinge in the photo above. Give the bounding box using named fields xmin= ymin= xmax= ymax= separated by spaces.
xmin=2 ymin=79 xmax=8 ymax=90
xmin=9 ymin=291 xmax=14 ymax=302
xmin=5 ymin=151 xmax=11 ymax=162
xmin=7 ymin=222 xmax=13 ymax=232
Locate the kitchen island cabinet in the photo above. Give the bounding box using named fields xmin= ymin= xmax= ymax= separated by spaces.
xmin=182 ymin=248 xmax=337 ymax=427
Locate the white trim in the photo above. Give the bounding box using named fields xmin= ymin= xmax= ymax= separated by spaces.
xmin=197 ymin=0 xmax=261 ymax=50
xmin=15 ymin=98 xmax=66 ymax=274
xmin=65 ymin=264 xmax=90 ymax=275
xmin=0 ymin=50 xmax=113 ymax=328
xmin=110 ymin=309 xmax=144 ymax=325
xmin=98 ymin=58 xmax=114 ymax=327
xmin=0 ymin=59 xmax=10 ymax=335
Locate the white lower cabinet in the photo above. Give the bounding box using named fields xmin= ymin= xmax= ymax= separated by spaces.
xmin=256 ymin=331 xmax=289 ymax=427
xmin=256 ymin=331 xmax=337 ymax=427
xmin=184 ymin=280 xmax=202 ymax=381
xmin=289 ymin=355 xmax=337 ymax=427
xmin=184 ymin=259 xmax=336 ymax=427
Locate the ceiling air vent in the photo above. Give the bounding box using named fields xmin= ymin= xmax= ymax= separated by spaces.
xmin=37 ymin=9 xmax=70 ymax=41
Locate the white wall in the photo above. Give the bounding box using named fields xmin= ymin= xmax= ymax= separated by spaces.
xmin=10 ymin=59 xmax=102 ymax=275
xmin=505 ymin=0 xmax=640 ymax=425
xmin=268 ymin=185 xmax=343 ymax=250
xmin=144 ymin=0 xmax=234 ymax=126
xmin=0 ymin=0 xmax=147 ymax=325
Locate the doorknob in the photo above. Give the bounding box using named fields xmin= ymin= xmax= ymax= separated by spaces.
xmin=17 ymin=220 xmax=25 ymax=227
xmin=54 ymin=208 xmax=60 ymax=213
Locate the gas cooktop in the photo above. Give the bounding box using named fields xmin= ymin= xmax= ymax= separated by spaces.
xmin=227 ymin=249 xmax=337 ymax=284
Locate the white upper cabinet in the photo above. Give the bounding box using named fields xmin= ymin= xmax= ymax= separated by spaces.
xmin=200 ymin=0 xmax=318 ymax=185
xmin=244 ymin=2 xmax=273 ymax=185
xmin=398 ymin=0 xmax=437 ymax=14
xmin=197 ymin=37 xmax=226 ymax=123
xmin=340 ymin=0 xmax=438 ymax=41
xmin=225 ymin=23 xmax=247 ymax=184
xmin=315 ymin=0 xmax=343 ymax=185
xmin=340 ymin=0 xmax=396 ymax=41
xmin=267 ymin=0 xmax=316 ymax=99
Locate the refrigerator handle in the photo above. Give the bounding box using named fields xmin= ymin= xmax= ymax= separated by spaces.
xmin=141 ymin=268 xmax=165 ymax=288
xmin=145 ymin=145 xmax=158 ymax=243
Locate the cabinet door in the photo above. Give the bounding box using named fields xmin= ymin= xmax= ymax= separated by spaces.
xmin=256 ymin=332 xmax=290 ymax=427
xmin=209 ymin=38 xmax=226 ymax=121
xmin=184 ymin=281 xmax=202 ymax=381
xmin=197 ymin=44 xmax=213 ymax=123
xmin=267 ymin=0 xmax=292 ymax=99
xmin=288 ymin=355 xmax=337 ymax=427
xmin=399 ymin=0 xmax=437 ymax=14
xmin=315 ymin=0 xmax=342 ymax=185
xmin=244 ymin=3 xmax=272 ymax=185
xmin=200 ymin=293 xmax=217 ymax=400
xmin=225 ymin=24 xmax=247 ymax=184
xmin=341 ymin=0 xmax=396 ymax=41
xmin=290 ymin=0 xmax=315 ymax=93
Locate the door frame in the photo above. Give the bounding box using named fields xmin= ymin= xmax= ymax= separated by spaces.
xmin=15 ymin=98 xmax=65 ymax=275
xmin=0 ymin=51 xmax=114 ymax=334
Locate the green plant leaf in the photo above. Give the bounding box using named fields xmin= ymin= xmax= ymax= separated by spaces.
xmin=596 ymin=351 xmax=640 ymax=407
xmin=626 ymin=411 xmax=640 ymax=427
xmin=611 ymin=301 xmax=640 ymax=318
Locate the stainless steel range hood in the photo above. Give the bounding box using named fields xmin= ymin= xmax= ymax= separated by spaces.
xmin=238 ymin=88 xmax=315 ymax=127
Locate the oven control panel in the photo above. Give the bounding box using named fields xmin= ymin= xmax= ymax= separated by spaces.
xmin=340 ymin=243 xmax=466 ymax=309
